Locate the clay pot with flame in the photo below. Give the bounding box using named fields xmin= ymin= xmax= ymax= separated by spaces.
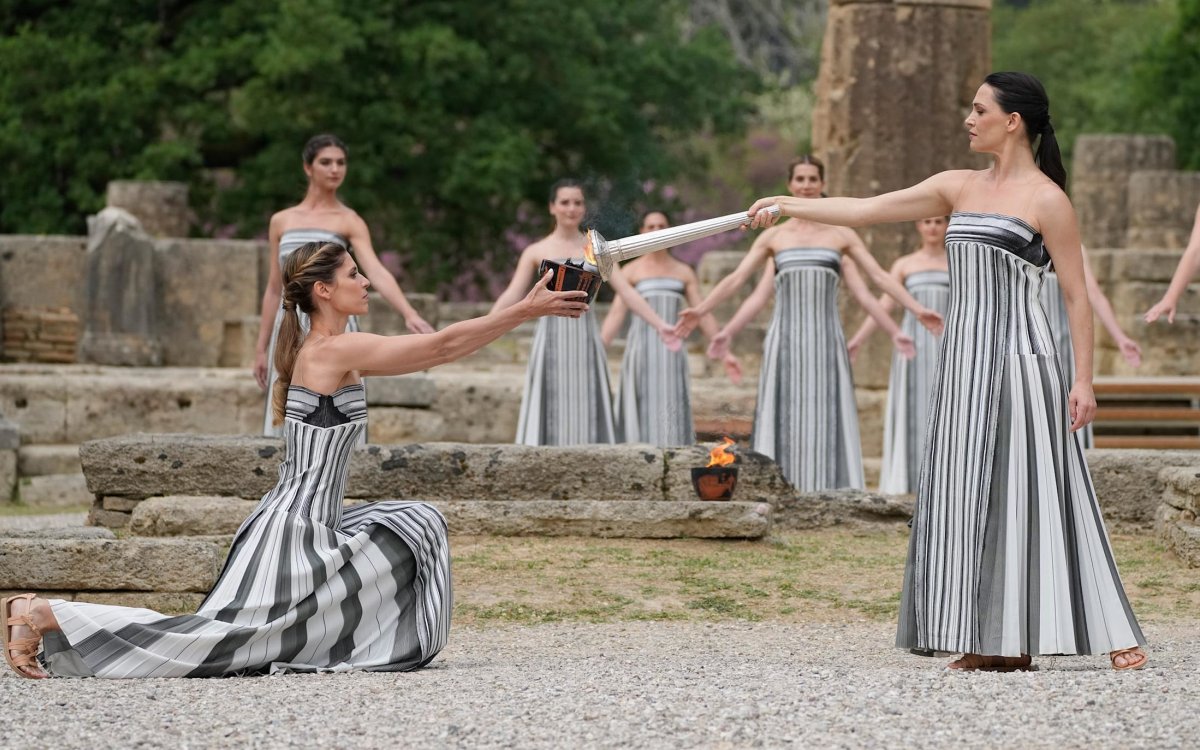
xmin=691 ymin=437 xmax=738 ymax=501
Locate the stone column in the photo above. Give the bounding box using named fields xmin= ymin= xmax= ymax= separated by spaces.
xmin=79 ymin=208 xmax=163 ymax=366
xmin=811 ymin=0 xmax=991 ymax=465
xmin=1126 ymin=170 xmax=1200 ymax=249
xmin=106 ymin=180 xmax=191 ymax=238
xmin=1071 ymin=135 xmax=1176 ymax=249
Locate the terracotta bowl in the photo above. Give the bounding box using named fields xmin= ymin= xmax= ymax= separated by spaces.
xmin=538 ymin=258 xmax=603 ymax=304
xmin=691 ymin=466 xmax=738 ymax=501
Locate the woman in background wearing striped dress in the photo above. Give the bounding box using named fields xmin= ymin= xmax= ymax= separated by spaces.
xmin=846 ymin=217 xmax=951 ymax=495
xmin=254 ymin=134 xmax=435 ymax=437
xmin=677 ymin=157 xmax=944 ymax=491
xmin=601 ymin=210 xmax=744 ymax=446
xmin=2 ymin=241 xmax=588 ymax=679
xmin=496 ymin=181 xmax=680 ymax=446
xmin=745 ymin=72 xmax=1147 ymax=671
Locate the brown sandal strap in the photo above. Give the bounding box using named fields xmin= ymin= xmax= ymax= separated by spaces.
xmin=5 ymin=613 xmax=42 ymax=639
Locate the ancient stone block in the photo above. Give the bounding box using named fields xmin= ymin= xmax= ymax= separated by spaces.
xmin=0 ymin=235 xmax=88 ymax=316
xmin=369 ymin=407 xmax=446 ymax=444
xmin=154 ymin=239 xmax=265 ymax=367
xmin=1 ymin=527 xmax=115 ymax=540
xmin=0 ymin=374 xmax=68 ymax=443
xmin=129 ymin=495 xmax=256 ymax=537
xmin=1126 ymin=171 xmax=1200 ymax=249
xmin=1159 ymin=466 xmax=1200 ymax=516
xmin=431 ymin=372 xmax=523 ymax=443
xmin=1162 ymin=520 xmax=1200 ymax=568
xmin=79 ymin=208 xmax=162 ymax=366
xmin=80 ymin=433 xmax=285 ymax=498
xmin=87 ymin=506 xmax=130 ymax=529
xmin=365 ymin=374 xmax=437 ymax=407
xmin=17 ymin=444 xmax=80 ymax=477
xmin=428 ymin=499 xmax=770 ymax=538
xmin=773 ymin=489 xmax=915 ymax=530
xmin=219 ymin=316 xmax=260 ymax=368
xmin=105 ymin=180 xmax=191 ymax=238
xmin=1087 ymin=449 xmax=1200 ymax=527
xmin=0 ymin=451 xmax=14 ymax=504
xmin=1072 ymin=135 xmax=1176 ymax=248
xmin=347 ymin=443 xmax=668 ymax=502
xmin=102 ymin=496 xmax=142 ymax=512
xmin=18 ymin=473 xmax=92 ymax=509
xmin=0 ymin=537 xmax=221 ymax=591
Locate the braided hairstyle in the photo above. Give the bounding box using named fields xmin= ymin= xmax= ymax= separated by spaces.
xmin=984 ymin=72 xmax=1067 ymax=191
xmin=271 ymin=241 xmax=348 ymax=424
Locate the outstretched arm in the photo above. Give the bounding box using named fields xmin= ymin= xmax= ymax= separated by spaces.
xmin=705 ymin=263 xmax=775 ymax=360
xmin=338 ymin=272 xmax=588 ymax=376
xmin=348 ymin=215 xmax=435 ymax=333
xmin=1145 ymin=203 xmax=1200 ymax=324
xmin=846 ymin=258 xmax=904 ymax=362
xmin=747 ymin=170 xmax=967 ymax=229
xmin=842 ymin=231 xmax=943 ymax=335
xmin=1040 ymin=191 xmax=1096 ymax=432
xmin=684 ymin=268 xmax=742 ymax=383
xmin=254 ymin=214 xmax=285 ymax=390
xmin=1081 ymin=246 xmax=1141 ymax=366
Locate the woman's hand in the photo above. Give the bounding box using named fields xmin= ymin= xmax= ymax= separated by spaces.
xmin=1068 ymin=381 xmax=1097 ymax=432
xmin=721 ymin=353 xmax=743 ymax=385
xmin=917 ymin=307 xmax=944 ymax=336
xmin=846 ymin=334 xmax=864 ymax=364
xmin=1143 ymin=298 xmax=1177 ymax=325
xmin=1116 ymin=336 xmax=1142 ymax=367
xmin=404 ymin=314 xmax=436 ymax=335
xmin=253 ymin=350 xmax=269 ymax=391
xmin=891 ymin=331 xmax=916 ymax=360
xmin=746 ymin=198 xmax=784 ymax=229
xmin=656 ymin=324 xmax=683 ymax=352
xmin=673 ymin=307 xmax=704 ymax=338
xmin=522 ymin=271 xmax=590 ymax=319
xmin=706 ymin=330 xmax=732 ymax=360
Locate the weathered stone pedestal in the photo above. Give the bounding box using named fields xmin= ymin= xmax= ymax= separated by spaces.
xmin=1072 ymin=135 xmax=1177 ymax=249
xmin=105 ymin=180 xmax=191 ymax=238
xmin=79 ymin=208 xmax=162 ymax=366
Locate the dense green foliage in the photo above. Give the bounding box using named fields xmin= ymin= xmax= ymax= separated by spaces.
xmin=0 ymin=0 xmax=753 ymax=286
xmin=991 ymin=0 xmax=1187 ymax=168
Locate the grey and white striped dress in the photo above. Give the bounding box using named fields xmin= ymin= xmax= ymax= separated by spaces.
xmin=43 ymin=384 xmax=452 ymax=677
xmin=516 ymin=260 xmax=616 ymax=446
xmin=897 ymin=212 xmax=1144 ymax=657
xmin=753 ymin=247 xmax=865 ymax=491
xmin=263 ymin=228 xmax=361 ymax=438
xmin=879 ymin=270 xmax=950 ymax=494
xmin=1040 ymin=272 xmax=1094 ymax=448
xmin=615 ymin=277 xmax=694 ymax=446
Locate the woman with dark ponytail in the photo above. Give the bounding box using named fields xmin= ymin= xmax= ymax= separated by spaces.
xmin=1 ymin=242 xmax=588 ymax=679
xmin=743 ymin=72 xmax=1148 ymax=671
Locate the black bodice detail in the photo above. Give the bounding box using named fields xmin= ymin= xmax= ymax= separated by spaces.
xmin=302 ymin=395 xmax=353 ymax=428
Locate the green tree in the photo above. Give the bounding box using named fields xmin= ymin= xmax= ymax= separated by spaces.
xmin=1138 ymin=0 xmax=1200 ymax=168
xmin=0 ymin=1 xmax=754 ymax=288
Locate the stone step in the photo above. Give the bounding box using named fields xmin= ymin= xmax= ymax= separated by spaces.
xmin=18 ymin=444 xmax=81 ymax=476
xmin=123 ymin=495 xmax=770 ymax=539
xmin=17 ymin=472 xmax=92 ymax=509
xmin=1160 ymin=466 xmax=1200 ymax=515
xmin=1156 ymin=465 xmax=1200 ymax=568
xmin=0 ymin=537 xmax=222 ymax=592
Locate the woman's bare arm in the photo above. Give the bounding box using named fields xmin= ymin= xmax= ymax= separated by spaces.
xmin=747 ymin=170 xmax=968 ymax=229
xmin=674 ymin=229 xmax=776 ymax=336
xmin=600 ymin=295 xmax=627 ymax=347
xmin=253 ymin=213 xmax=285 ymax=390
xmin=347 ymin=214 xmax=434 ymax=333
xmin=1081 ymin=246 xmax=1141 ymax=366
xmin=491 ymin=248 xmax=541 ymax=313
xmin=1145 ymin=203 xmax=1200 ymax=324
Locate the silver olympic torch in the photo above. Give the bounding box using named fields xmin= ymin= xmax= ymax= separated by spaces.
xmin=583 ymin=204 xmax=781 ymax=280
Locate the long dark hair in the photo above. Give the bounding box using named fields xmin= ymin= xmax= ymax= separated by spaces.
xmin=548 ymin=178 xmax=584 ymax=204
xmin=271 ymin=241 xmax=348 ymax=424
xmin=984 ymin=72 xmax=1066 ymax=191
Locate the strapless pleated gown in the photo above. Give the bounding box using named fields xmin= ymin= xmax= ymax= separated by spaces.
xmin=43 ymin=385 xmax=451 ymax=677
xmin=897 ymin=213 xmax=1144 ymax=657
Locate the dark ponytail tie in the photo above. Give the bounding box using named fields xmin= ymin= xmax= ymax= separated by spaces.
xmin=1043 ymin=117 xmax=1054 ymax=136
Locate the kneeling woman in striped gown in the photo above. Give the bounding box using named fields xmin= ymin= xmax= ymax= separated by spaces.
xmin=744 ymin=72 xmax=1148 ymax=671
xmin=1 ymin=241 xmax=589 ymax=679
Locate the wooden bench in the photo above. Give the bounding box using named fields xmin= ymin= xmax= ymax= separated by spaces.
xmin=1093 ymin=377 xmax=1200 ymax=449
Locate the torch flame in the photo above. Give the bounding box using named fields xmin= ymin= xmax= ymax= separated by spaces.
xmin=583 ymin=231 xmax=597 ymax=266
xmin=706 ymin=437 xmax=736 ymax=468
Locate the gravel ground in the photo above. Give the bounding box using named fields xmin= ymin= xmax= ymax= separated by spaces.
xmin=3 ymin=621 xmax=1195 ymax=749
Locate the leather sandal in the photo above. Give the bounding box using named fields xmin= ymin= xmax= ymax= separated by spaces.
xmin=2 ymin=594 xmax=48 ymax=679
xmin=1110 ymin=647 xmax=1148 ymax=671
xmin=946 ymin=653 xmax=1035 ymax=672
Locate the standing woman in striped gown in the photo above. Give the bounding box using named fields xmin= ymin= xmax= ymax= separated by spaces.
xmin=745 ymin=72 xmax=1148 ymax=671
xmin=1041 ymin=246 xmax=1143 ymax=448
xmin=496 ymin=180 xmax=679 ymax=445
xmin=1 ymin=242 xmax=588 ymax=679
xmin=677 ymin=157 xmax=944 ymax=491
xmin=846 ymin=217 xmax=952 ymax=495
xmin=254 ymin=134 xmax=435 ymax=437
xmin=601 ymin=210 xmax=743 ymax=445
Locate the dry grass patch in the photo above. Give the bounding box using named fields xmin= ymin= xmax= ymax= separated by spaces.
xmin=451 ymin=529 xmax=1200 ymax=627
